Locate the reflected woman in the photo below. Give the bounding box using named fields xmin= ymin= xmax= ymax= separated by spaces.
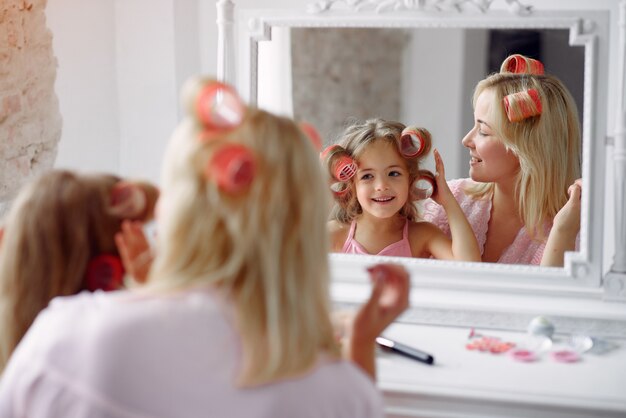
xmin=423 ymin=54 xmax=581 ymax=266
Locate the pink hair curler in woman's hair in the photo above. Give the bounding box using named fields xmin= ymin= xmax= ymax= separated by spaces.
xmin=502 ymin=54 xmax=544 ymax=75
xmin=189 ymin=80 xmax=245 ymax=136
xmin=399 ymin=127 xmax=428 ymax=158
xmin=503 ymin=88 xmax=542 ymax=122
xmin=206 ymin=144 xmax=256 ymax=194
xmin=299 ymin=121 xmax=323 ymax=151
xmin=412 ymin=170 xmax=437 ymax=200
xmin=85 ymin=254 xmax=125 ymax=292
xmin=320 ymin=145 xmax=357 ymax=182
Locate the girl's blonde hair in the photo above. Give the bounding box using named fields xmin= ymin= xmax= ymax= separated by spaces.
xmin=467 ymin=57 xmax=581 ymax=238
xmin=149 ymin=87 xmax=337 ymax=386
xmin=328 ymin=118 xmax=431 ymax=223
xmin=0 ymin=171 xmax=123 ymax=372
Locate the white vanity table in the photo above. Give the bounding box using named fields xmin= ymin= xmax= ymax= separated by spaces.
xmin=378 ymin=323 xmax=626 ymax=418
xmin=216 ymin=0 xmax=626 ymax=415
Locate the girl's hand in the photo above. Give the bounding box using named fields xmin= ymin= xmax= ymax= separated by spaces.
xmin=115 ymin=220 xmax=154 ymax=284
xmin=431 ymin=149 xmax=455 ymax=207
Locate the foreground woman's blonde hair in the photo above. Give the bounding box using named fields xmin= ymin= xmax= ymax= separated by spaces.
xmin=467 ymin=56 xmax=581 ymax=239
xmin=149 ymin=86 xmax=338 ymax=386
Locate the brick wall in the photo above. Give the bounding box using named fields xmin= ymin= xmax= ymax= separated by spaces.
xmin=0 ymin=0 xmax=61 ymax=211
xmin=291 ymin=28 xmax=408 ymax=145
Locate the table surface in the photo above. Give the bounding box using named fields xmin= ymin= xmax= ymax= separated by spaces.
xmin=376 ymin=322 xmax=626 ymax=416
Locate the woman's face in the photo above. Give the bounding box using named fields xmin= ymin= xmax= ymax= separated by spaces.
xmin=462 ymin=89 xmax=520 ymax=184
xmin=354 ymin=140 xmax=409 ymax=220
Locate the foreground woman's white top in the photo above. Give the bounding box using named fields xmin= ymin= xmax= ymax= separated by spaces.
xmin=0 ymin=287 xmax=382 ymax=418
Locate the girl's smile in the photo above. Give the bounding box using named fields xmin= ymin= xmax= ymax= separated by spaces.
xmin=355 ymin=140 xmax=409 ymax=219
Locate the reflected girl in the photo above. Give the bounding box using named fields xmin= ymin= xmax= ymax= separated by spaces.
xmin=324 ymin=119 xmax=480 ymax=261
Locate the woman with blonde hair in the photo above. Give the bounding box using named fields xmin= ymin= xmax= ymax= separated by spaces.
xmin=423 ymin=54 xmax=582 ymax=266
xmin=0 ymin=171 xmax=158 ymax=374
xmin=0 ymin=78 xmax=407 ymax=416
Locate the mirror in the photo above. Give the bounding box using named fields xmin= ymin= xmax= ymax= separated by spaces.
xmin=217 ymin=0 xmax=626 ymax=333
xmin=260 ymin=27 xmax=584 ymax=184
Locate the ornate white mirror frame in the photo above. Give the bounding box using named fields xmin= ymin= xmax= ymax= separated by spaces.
xmin=216 ymin=0 xmax=626 ymax=336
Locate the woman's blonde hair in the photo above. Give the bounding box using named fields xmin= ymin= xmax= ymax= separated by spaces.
xmin=149 ymin=85 xmax=337 ymax=386
xmin=467 ymin=56 xmax=581 ymax=238
xmin=0 ymin=171 xmax=123 ymax=373
xmin=328 ymin=118 xmax=431 ymax=223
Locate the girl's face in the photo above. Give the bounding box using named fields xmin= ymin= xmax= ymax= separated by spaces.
xmin=354 ymin=140 xmax=409 ymax=220
xmin=462 ymin=89 xmax=520 ymax=184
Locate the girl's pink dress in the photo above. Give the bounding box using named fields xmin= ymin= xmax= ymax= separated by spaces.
xmin=342 ymin=219 xmax=413 ymax=257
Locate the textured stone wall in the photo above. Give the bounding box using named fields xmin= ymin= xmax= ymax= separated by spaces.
xmin=0 ymin=0 xmax=61 ymax=209
xmin=291 ymin=28 xmax=408 ymax=145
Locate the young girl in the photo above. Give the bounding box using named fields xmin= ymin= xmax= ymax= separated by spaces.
xmin=422 ymin=54 xmax=581 ymax=266
xmin=0 ymin=78 xmax=407 ymax=416
xmin=325 ymin=118 xmax=480 ymax=261
xmin=0 ymin=170 xmax=158 ymax=373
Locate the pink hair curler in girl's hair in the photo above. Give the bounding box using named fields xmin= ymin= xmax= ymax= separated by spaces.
xmin=299 ymin=121 xmax=323 ymax=151
xmin=399 ymin=127 xmax=428 ymax=158
xmin=503 ymin=89 xmax=542 ymax=122
xmin=191 ymin=80 xmax=245 ymax=136
xmin=85 ymin=254 xmax=125 ymax=292
xmin=502 ymin=54 xmax=544 ymax=75
xmin=412 ymin=170 xmax=437 ymax=200
xmin=206 ymin=144 xmax=256 ymax=194
xmin=110 ymin=182 xmax=147 ymax=219
xmin=320 ymin=145 xmax=357 ymax=182
xmin=330 ymin=181 xmax=349 ymax=196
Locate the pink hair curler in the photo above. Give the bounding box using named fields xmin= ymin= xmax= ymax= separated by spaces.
xmin=502 ymin=54 xmax=545 ymax=75
xmin=320 ymin=144 xmax=339 ymax=160
xmin=85 ymin=254 xmax=125 ymax=292
xmin=194 ymin=81 xmax=245 ymax=135
xmin=412 ymin=171 xmax=436 ymax=200
xmin=399 ymin=127 xmax=427 ymax=158
xmin=110 ymin=182 xmax=147 ymax=219
xmin=299 ymin=121 xmax=323 ymax=151
xmin=503 ymin=88 xmax=542 ymax=122
xmin=206 ymin=144 xmax=256 ymax=194
xmin=330 ymin=181 xmax=349 ymax=196
xmin=320 ymin=145 xmax=357 ymax=182
xmin=332 ymin=155 xmax=357 ymax=182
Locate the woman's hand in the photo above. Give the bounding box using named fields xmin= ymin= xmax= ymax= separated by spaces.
xmin=541 ymin=179 xmax=581 ymax=267
xmin=347 ymin=264 xmax=410 ymax=379
xmin=431 ymin=149 xmax=455 ymax=208
xmin=115 ymin=220 xmax=154 ymax=284
xmin=553 ymin=179 xmax=582 ymax=234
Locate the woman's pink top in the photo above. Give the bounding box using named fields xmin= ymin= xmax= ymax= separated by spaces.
xmin=421 ymin=178 xmax=546 ymax=265
xmin=0 ymin=288 xmax=382 ymax=417
xmin=342 ymin=219 xmax=413 ymax=257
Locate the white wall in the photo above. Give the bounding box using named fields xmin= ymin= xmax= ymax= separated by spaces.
xmin=47 ymin=0 xmax=202 ymax=184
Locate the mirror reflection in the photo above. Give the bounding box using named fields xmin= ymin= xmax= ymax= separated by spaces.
xmin=258 ymin=27 xmax=585 ymax=266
